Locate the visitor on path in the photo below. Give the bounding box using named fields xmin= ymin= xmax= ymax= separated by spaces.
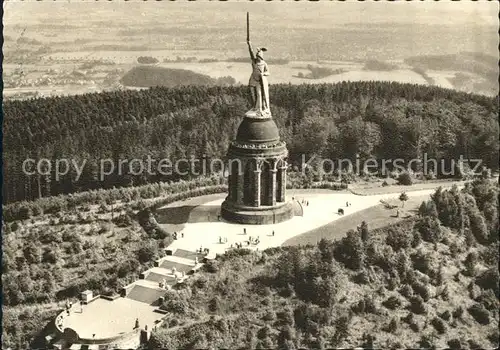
xmin=346 ymin=201 xmax=348 ymax=207
xmin=396 ymin=209 xmax=400 ymax=218
xmin=244 ymin=228 xmax=247 ymax=235
xmin=79 ymin=300 xmax=83 ymax=313
xmin=135 ymin=318 xmax=140 ymax=329
xmin=272 ymin=230 xmax=275 ymax=236
xmin=181 ymin=232 xmax=184 ymax=238
xmin=307 ymin=201 xmax=309 ymax=206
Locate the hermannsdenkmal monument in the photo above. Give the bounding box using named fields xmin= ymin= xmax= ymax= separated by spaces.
xmin=221 ymin=13 xmax=294 ymax=225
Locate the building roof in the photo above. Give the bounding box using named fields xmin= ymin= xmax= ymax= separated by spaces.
xmin=235 ymin=116 xmax=280 ymax=144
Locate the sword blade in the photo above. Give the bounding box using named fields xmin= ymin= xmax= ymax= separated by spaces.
xmin=246 ymin=12 xmax=250 ymax=41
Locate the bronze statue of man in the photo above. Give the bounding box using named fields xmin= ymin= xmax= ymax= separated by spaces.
xmin=247 ymin=41 xmax=270 ymax=112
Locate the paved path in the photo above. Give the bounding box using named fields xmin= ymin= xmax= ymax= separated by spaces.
xmin=59 ymin=181 xmax=468 ymax=344
xmin=164 ymin=189 xmax=442 ymax=255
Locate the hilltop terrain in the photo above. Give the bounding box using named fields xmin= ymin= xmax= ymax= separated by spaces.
xmin=3 ymin=2 xmax=497 ymax=99
xmin=3 ymin=82 xmax=498 ymax=204
xmin=147 ymin=180 xmax=498 ymax=349
xmin=3 ymin=178 xmax=497 ymax=349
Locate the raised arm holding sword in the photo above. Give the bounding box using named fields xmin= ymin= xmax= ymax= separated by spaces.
xmin=246 ymin=12 xmax=270 ymax=113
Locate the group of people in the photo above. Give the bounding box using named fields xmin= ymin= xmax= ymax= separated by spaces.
xmin=230 ymin=233 xmax=265 ymax=249
xmin=56 ymin=315 xmax=64 ymax=329
xmin=65 ymin=300 xmax=82 ymax=315
xmin=65 ymin=301 xmax=73 ymax=315
xmin=198 ymin=246 xmax=210 ymax=254
xmin=218 ymin=236 xmax=228 ymax=244
xmin=173 ymin=231 xmax=184 ymax=240
xmin=208 ymin=213 xmax=223 ymax=222
xmin=60 ymin=299 xmax=83 ymax=328
xmin=158 ymin=278 xmax=168 ymax=289
xmin=248 ymin=236 xmax=260 ymax=245
xmin=134 ymin=319 xmax=153 ymax=332
xmin=292 ymin=197 xmax=310 ymax=207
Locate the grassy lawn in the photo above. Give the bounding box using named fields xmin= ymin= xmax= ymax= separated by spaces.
xmin=348 ymin=179 xmax=467 ymax=196
xmin=283 ymin=194 xmax=430 ymax=246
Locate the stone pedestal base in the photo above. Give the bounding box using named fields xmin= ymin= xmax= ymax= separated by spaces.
xmin=245 ymin=109 xmax=272 ymax=119
xmin=221 ymin=200 xmax=294 ymax=225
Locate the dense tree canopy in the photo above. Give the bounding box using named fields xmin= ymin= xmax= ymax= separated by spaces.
xmin=3 ymin=82 xmax=498 ymax=203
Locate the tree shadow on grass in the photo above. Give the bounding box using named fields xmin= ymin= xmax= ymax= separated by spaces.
xmin=155 ymin=205 xmax=222 ymax=225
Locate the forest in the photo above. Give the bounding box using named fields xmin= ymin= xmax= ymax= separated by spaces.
xmin=404 ymin=52 xmax=497 ymax=83
xmin=3 ymin=81 xmax=498 ymax=204
xmin=120 ymin=66 xmax=237 ymax=87
xmin=147 ymin=179 xmax=499 ymax=349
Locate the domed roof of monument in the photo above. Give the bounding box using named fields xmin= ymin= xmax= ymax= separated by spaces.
xmin=236 ymin=117 xmax=280 ymax=144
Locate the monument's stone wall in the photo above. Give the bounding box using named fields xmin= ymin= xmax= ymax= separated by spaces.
xmin=221 ymin=200 xmax=294 ymax=225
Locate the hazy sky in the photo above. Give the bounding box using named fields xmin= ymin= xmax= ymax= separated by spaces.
xmin=4 ymin=0 xmax=499 ymax=27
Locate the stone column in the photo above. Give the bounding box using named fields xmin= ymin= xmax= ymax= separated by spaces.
xmin=278 ymin=166 xmax=286 ymax=202
xmin=253 ymin=169 xmax=261 ymax=207
xmin=227 ymin=165 xmax=233 ymax=201
xmin=236 ymin=161 xmax=245 ymax=205
xmin=269 ymin=169 xmax=277 ymax=206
